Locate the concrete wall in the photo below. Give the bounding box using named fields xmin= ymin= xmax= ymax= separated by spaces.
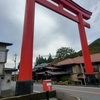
xmin=0 ymin=90 xmax=87 ymax=100
xmin=0 ymin=64 xmax=4 ymax=75
xmin=70 ymin=65 xmax=82 ymax=82
xmin=0 ymin=46 xmax=6 ymax=51
xmin=72 ymin=65 xmax=82 ymax=74
xmin=71 ymin=63 xmax=100 ymax=81
xmin=72 ymin=65 xmax=77 ymax=74
xmin=0 ymin=46 xmax=8 ymax=64
xmin=1 ymin=72 xmax=11 ymax=90
xmin=69 ymin=74 xmax=80 ymax=82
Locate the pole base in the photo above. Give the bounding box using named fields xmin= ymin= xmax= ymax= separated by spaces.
xmin=86 ymin=74 xmax=96 ymax=85
xmin=15 ymin=80 xmax=33 ymax=96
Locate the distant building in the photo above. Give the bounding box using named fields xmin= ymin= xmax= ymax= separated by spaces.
xmin=33 ymin=53 xmax=100 ymax=85
xmin=0 ymin=42 xmax=17 ymax=97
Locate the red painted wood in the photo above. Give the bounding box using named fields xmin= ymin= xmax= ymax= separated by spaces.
xmin=78 ymin=13 xmax=94 ymax=74
xmin=18 ymin=0 xmax=94 ymax=82
xmin=35 ymin=0 xmax=90 ymax=28
xmin=18 ymin=0 xmax=35 ymax=81
xmin=52 ymin=0 xmax=92 ymax=19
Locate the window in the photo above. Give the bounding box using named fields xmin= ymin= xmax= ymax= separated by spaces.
xmin=93 ymin=65 xmax=99 ymax=72
xmin=62 ymin=66 xmax=72 ymax=73
xmin=66 ymin=67 xmax=72 ymax=73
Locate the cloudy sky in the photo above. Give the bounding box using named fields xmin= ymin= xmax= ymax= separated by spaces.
xmin=0 ymin=0 xmax=100 ymax=68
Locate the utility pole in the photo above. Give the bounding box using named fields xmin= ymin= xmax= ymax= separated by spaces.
xmin=14 ymin=53 xmax=17 ymax=81
xmin=80 ymin=64 xmax=86 ymax=86
xmin=14 ymin=53 xmax=17 ymax=69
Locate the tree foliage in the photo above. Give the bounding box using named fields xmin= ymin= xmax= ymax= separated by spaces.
xmin=35 ymin=53 xmax=53 ymax=66
xmin=47 ymin=53 xmax=53 ymax=63
xmin=77 ymin=38 xmax=100 ymax=56
xmin=56 ymin=47 xmax=76 ymax=60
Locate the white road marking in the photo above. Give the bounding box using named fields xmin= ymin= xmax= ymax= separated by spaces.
xmin=54 ymin=85 xmax=100 ymax=90
xmin=33 ymin=90 xmax=41 ymax=93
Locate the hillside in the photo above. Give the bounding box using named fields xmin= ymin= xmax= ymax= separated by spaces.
xmin=50 ymin=38 xmax=100 ymax=64
xmin=77 ymin=38 xmax=100 ymax=56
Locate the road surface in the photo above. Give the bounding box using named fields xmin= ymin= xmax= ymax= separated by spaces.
xmin=33 ymin=84 xmax=100 ymax=100
xmin=11 ymin=82 xmax=100 ymax=100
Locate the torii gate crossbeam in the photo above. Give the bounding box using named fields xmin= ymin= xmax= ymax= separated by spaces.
xmin=15 ymin=0 xmax=95 ymax=96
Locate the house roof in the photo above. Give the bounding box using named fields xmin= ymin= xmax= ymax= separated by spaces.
xmin=45 ymin=66 xmax=60 ymax=70
xmin=56 ymin=53 xmax=100 ymax=66
xmin=0 ymin=42 xmax=13 ymax=46
xmin=36 ymin=72 xmax=45 ymax=75
xmin=46 ymin=71 xmax=70 ymax=75
xmin=4 ymin=68 xmax=17 ymax=72
xmin=34 ymin=63 xmax=49 ymax=69
xmin=57 ymin=58 xmax=75 ymax=66
xmin=37 ymin=71 xmax=70 ymax=75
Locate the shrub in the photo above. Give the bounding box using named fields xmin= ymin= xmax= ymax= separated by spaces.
xmin=52 ymin=81 xmax=57 ymax=84
xmin=60 ymin=76 xmax=68 ymax=82
xmin=68 ymin=80 xmax=75 ymax=85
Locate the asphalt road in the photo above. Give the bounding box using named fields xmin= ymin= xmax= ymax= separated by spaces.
xmin=33 ymin=84 xmax=100 ymax=100
xmin=11 ymin=82 xmax=100 ymax=100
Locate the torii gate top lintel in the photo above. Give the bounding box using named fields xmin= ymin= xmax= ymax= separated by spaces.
xmin=52 ymin=0 xmax=92 ymax=19
xmin=35 ymin=0 xmax=92 ymax=28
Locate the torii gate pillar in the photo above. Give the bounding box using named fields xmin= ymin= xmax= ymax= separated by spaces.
xmin=78 ymin=13 xmax=96 ymax=85
xmin=15 ymin=0 xmax=35 ymax=96
xmin=15 ymin=0 xmax=96 ymax=96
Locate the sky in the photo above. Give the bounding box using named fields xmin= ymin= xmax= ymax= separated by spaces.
xmin=0 ymin=0 xmax=100 ymax=68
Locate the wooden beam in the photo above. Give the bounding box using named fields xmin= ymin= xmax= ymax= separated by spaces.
xmin=35 ymin=0 xmax=90 ymax=28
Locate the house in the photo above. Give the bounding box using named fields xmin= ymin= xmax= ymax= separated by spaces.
xmin=0 ymin=42 xmax=17 ymax=97
xmin=33 ymin=64 xmax=71 ymax=83
xmin=33 ymin=53 xmax=100 ymax=85
xmin=56 ymin=53 xmax=100 ymax=85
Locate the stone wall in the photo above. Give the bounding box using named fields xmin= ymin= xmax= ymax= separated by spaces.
xmin=1 ymin=90 xmax=88 ymax=100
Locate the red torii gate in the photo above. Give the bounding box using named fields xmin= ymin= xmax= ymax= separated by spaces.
xmin=16 ymin=0 xmax=95 ymax=95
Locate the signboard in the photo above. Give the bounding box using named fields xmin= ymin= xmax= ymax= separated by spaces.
xmin=47 ymin=82 xmax=51 ymax=86
xmin=0 ymin=51 xmax=6 ymax=62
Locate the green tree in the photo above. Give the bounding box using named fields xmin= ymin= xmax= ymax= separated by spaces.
xmin=47 ymin=53 xmax=53 ymax=63
xmin=56 ymin=47 xmax=76 ymax=60
xmin=35 ymin=56 xmax=39 ymax=66
xmin=35 ymin=55 xmax=44 ymax=66
xmin=35 ymin=54 xmax=53 ymax=66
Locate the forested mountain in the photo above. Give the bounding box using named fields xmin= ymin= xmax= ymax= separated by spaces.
xmin=34 ymin=38 xmax=100 ymax=65
xmin=77 ymin=38 xmax=100 ymax=56
xmin=51 ymin=38 xmax=100 ymax=64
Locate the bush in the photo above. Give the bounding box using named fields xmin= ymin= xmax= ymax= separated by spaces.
xmin=60 ymin=76 xmax=68 ymax=82
xmin=58 ymin=81 xmax=68 ymax=85
xmin=52 ymin=81 xmax=57 ymax=84
xmin=68 ymin=80 xmax=75 ymax=85
xmin=64 ymin=81 xmax=68 ymax=85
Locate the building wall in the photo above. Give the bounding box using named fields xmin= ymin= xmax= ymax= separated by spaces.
xmin=0 ymin=46 xmax=6 ymax=51
xmin=72 ymin=65 xmax=77 ymax=74
xmin=93 ymin=63 xmax=100 ymax=79
xmin=70 ymin=65 xmax=81 ymax=82
xmin=1 ymin=72 xmax=11 ymax=90
xmin=72 ymin=65 xmax=82 ymax=74
xmin=0 ymin=46 xmax=8 ymax=63
xmin=72 ymin=63 xmax=100 ymax=81
xmin=69 ymin=74 xmax=82 ymax=85
xmin=0 ymin=64 xmax=4 ymax=75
